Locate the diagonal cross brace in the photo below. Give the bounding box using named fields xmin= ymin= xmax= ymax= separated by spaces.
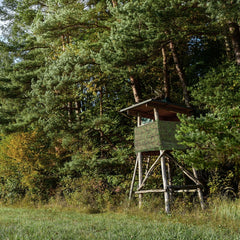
xmin=137 ymin=150 xmax=165 ymax=191
xmin=165 ymin=152 xmax=203 ymax=186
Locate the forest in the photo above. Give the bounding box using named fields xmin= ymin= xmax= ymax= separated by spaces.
xmin=0 ymin=0 xmax=239 ymax=210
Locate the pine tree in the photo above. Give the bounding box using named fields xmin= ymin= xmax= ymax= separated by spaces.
xmin=175 ymin=63 xmax=240 ymax=168
xmin=199 ymin=0 xmax=240 ymax=65
xmin=0 ymin=0 xmax=48 ymax=132
xmin=28 ymin=0 xmax=133 ymax=182
xmin=97 ymin=0 xmax=211 ymax=105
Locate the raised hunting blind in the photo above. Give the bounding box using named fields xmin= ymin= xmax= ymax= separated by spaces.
xmin=120 ymin=99 xmax=205 ymax=213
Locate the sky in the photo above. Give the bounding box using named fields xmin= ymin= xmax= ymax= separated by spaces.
xmin=0 ymin=0 xmax=8 ymax=40
xmin=0 ymin=0 xmax=3 ymax=38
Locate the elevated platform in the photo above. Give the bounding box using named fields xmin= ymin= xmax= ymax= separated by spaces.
xmin=120 ymin=99 xmax=204 ymax=213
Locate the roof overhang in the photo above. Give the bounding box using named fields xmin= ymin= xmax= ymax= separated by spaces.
xmin=120 ymin=99 xmax=192 ymax=121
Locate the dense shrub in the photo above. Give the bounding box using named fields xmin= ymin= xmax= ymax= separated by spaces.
xmin=0 ymin=131 xmax=59 ymax=202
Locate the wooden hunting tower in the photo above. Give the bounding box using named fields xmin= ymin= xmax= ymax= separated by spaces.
xmin=120 ymin=99 xmax=204 ymax=213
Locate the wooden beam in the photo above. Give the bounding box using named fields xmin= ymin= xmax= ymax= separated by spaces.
xmin=135 ymin=189 xmax=165 ymax=194
xmin=137 ymin=114 xmax=143 ymax=208
xmin=147 ymin=102 xmax=191 ymax=115
xmin=167 ymin=160 xmax=173 ymax=201
xmin=174 ymin=189 xmax=198 ymax=193
xmin=135 ymin=188 xmax=199 ymax=194
xmin=193 ymin=167 xmax=205 ymax=210
xmin=129 ymin=156 xmax=138 ymax=200
xmin=137 ymin=113 xmax=141 ymax=127
xmin=137 ymin=151 xmax=165 ymax=191
xmin=154 ymin=107 xmax=159 ymax=121
xmin=120 ymin=99 xmax=191 ymax=114
xmin=145 ymin=156 xmax=150 ymax=175
xmin=138 ymin=152 xmax=143 ymax=208
xmin=127 ymin=109 xmax=154 ymax=119
xmin=161 ymin=150 xmax=170 ymax=214
xmin=168 ymin=185 xmax=202 ymax=190
xmin=165 ymin=152 xmax=202 ymax=186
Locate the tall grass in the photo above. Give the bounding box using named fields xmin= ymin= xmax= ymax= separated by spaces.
xmin=0 ymin=199 xmax=239 ymax=239
xmin=212 ymin=199 xmax=240 ymax=220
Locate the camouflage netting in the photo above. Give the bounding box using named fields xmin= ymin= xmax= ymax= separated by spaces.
xmin=134 ymin=120 xmax=185 ymax=152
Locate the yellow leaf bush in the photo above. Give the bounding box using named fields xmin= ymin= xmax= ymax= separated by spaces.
xmin=0 ymin=131 xmax=59 ymax=202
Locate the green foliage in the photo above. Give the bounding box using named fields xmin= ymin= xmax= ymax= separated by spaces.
xmin=0 ymin=0 xmax=240 ymax=203
xmin=199 ymin=0 xmax=240 ymax=24
xmin=174 ymin=63 xmax=240 ymax=169
xmin=58 ymin=175 xmax=127 ymax=212
xmin=208 ymin=170 xmax=235 ymax=196
xmin=98 ymin=0 xmax=211 ymax=102
xmin=0 ymin=131 xmax=59 ymax=202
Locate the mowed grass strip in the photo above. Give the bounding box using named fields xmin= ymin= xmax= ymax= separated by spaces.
xmin=0 ymin=207 xmax=239 ymax=240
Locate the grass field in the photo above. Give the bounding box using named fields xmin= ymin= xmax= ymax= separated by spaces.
xmin=0 ymin=200 xmax=239 ymax=240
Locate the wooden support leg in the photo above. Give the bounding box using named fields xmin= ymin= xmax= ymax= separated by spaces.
xmin=129 ymin=156 xmax=138 ymax=201
xmin=145 ymin=156 xmax=150 ymax=175
xmin=165 ymin=152 xmax=202 ymax=185
xmin=160 ymin=151 xmax=170 ymax=214
xmin=192 ymin=167 xmax=205 ymax=210
xmin=138 ymin=152 xmax=143 ymax=208
xmin=167 ymin=159 xmax=173 ymax=202
xmin=138 ymin=152 xmax=164 ymax=191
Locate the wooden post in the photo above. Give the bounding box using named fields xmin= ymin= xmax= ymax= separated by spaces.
xmin=153 ymin=108 xmax=159 ymax=121
xmin=145 ymin=156 xmax=150 ymax=175
xmin=137 ymin=114 xmax=143 ymax=208
xmin=167 ymin=159 xmax=173 ymax=202
xmin=192 ymin=167 xmax=205 ymax=210
xmin=160 ymin=150 xmax=170 ymax=214
xmin=138 ymin=152 xmax=164 ymax=191
xmin=138 ymin=152 xmax=143 ymax=208
xmin=154 ymin=108 xmax=170 ymax=213
xmin=129 ymin=156 xmax=138 ymax=201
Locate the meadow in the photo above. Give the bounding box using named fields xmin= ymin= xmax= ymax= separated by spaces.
xmin=0 ymin=199 xmax=240 ymax=240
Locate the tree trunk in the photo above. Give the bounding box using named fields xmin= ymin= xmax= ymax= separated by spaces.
xmin=228 ymin=22 xmax=240 ymax=66
xmin=130 ymin=76 xmax=141 ymax=103
xmin=68 ymin=102 xmax=73 ymax=122
xmin=75 ymin=101 xmax=80 ymax=120
xmin=112 ymin=0 xmax=117 ymax=7
xmin=169 ymin=41 xmax=191 ymax=107
xmin=61 ymin=35 xmax=65 ymax=51
xmin=99 ymin=87 xmax=103 ymax=157
xmin=100 ymin=87 xmax=103 ymax=117
xmin=162 ymin=47 xmax=170 ymax=100
xmin=224 ymin=35 xmax=232 ymax=60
